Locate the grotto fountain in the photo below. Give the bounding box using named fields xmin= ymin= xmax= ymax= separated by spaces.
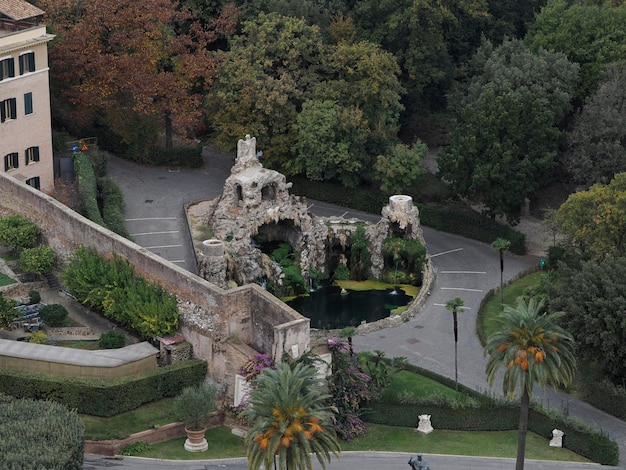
xmin=195 ymin=135 xmax=432 ymax=331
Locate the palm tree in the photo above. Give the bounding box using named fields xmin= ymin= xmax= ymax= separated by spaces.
xmin=444 ymin=297 xmax=464 ymax=391
xmin=243 ymin=362 xmax=341 ymax=470
xmin=485 ymin=297 xmax=576 ymax=470
xmin=491 ymin=238 xmax=511 ymax=309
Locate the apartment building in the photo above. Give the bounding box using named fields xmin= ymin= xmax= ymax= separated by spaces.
xmin=0 ymin=0 xmax=54 ymax=192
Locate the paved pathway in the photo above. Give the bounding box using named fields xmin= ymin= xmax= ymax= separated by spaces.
xmin=83 ymin=452 xmax=617 ymax=470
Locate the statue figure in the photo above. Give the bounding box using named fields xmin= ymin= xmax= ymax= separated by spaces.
xmin=416 ymin=414 xmax=434 ymax=434
xmin=408 ymin=453 xmax=430 ymax=470
xmin=549 ymin=429 xmax=564 ymax=447
xmin=237 ymin=134 xmax=256 ymax=161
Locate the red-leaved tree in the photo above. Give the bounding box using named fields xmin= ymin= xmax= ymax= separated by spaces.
xmin=45 ymin=0 xmax=238 ymax=148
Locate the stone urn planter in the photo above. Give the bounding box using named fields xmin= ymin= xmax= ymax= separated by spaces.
xmin=184 ymin=426 xmax=208 ymax=452
xmin=174 ymin=382 xmax=217 ymax=452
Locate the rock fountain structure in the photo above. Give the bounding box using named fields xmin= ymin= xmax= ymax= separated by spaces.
xmin=197 ymin=135 xmax=428 ymax=298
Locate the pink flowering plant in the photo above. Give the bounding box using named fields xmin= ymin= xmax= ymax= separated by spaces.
xmin=327 ymin=337 xmax=372 ymax=440
xmin=240 ymin=353 xmax=275 ymax=382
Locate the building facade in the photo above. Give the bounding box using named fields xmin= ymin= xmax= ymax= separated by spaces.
xmin=0 ymin=0 xmax=54 ymax=192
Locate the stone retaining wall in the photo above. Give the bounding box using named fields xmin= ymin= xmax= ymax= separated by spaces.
xmin=84 ymin=411 xmax=224 ymax=456
xmin=46 ymin=326 xmax=94 ymax=336
xmin=0 ymin=173 xmax=309 ymax=394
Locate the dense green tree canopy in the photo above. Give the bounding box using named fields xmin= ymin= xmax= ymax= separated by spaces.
xmin=549 ymin=257 xmax=626 ymax=383
xmin=207 ymin=13 xmax=326 ymax=164
xmin=438 ymin=39 xmax=579 ymax=222
xmin=209 ymin=14 xmax=406 ymax=183
xmin=527 ymin=0 xmax=626 ymax=99
xmin=562 ymin=66 xmax=626 ymax=187
xmin=351 ymin=0 xmax=489 ymax=104
xmin=554 ymin=172 xmax=626 ymax=258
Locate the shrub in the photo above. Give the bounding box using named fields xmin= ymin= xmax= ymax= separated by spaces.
xmin=0 ymin=293 xmax=17 ymax=329
xmin=98 ymin=330 xmax=125 ymax=349
xmin=0 ymin=394 xmax=84 ymax=469
xmin=98 ymin=176 xmax=131 ymax=239
xmin=28 ymin=331 xmax=48 ymax=344
xmin=28 ymin=290 xmax=41 ymax=305
xmin=0 ymin=360 xmax=208 ymax=416
xmin=119 ymin=441 xmax=153 ymax=455
xmin=87 ymin=149 xmax=108 ymax=177
xmin=19 ymin=245 xmax=56 ymax=275
xmin=39 ymin=304 xmax=69 ymax=327
xmin=74 ymin=152 xmax=105 ymax=226
xmin=0 ymin=215 xmax=41 ymax=252
xmin=61 ymin=247 xmax=179 ymax=339
xmin=175 ymin=381 xmax=218 ymax=431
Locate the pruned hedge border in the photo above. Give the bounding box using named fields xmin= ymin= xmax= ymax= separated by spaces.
xmin=0 ymin=359 xmax=207 ymax=417
xmin=363 ymin=361 xmax=619 ymax=466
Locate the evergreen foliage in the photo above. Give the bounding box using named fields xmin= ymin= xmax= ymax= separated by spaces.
xmin=0 ymin=360 xmax=208 ymax=417
xmin=19 ymin=245 xmax=56 ymax=275
xmin=39 ymin=304 xmax=69 ymax=327
xmin=0 ymin=215 xmax=41 ymax=252
xmin=0 ymin=394 xmax=84 ymax=470
xmin=174 ymin=382 xmax=218 ymax=431
xmin=98 ymin=330 xmax=126 ymax=349
xmin=61 ymin=247 xmax=179 ymax=338
xmin=0 ymin=293 xmax=17 ymax=329
xmin=74 ymin=152 xmax=105 ymax=226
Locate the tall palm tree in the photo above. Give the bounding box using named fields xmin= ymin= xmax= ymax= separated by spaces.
xmin=485 ymin=297 xmax=576 ymax=470
xmin=243 ymin=362 xmax=341 ymax=470
xmin=445 ymin=297 xmax=464 ymax=391
xmin=491 ymin=238 xmax=511 ymax=309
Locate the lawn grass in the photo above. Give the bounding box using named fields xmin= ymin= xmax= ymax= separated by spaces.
xmin=0 ymin=272 xmax=16 ymax=286
xmin=81 ymin=399 xmax=181 ymax=440
xmin=129 ymin=424 xmax=589 ymax=463
xmin=380 ymin=370 xmax=460 ymax=401
xmin=479 ymin=271 xmax=544 ymax=344
xmin=54 ymin=340 xmax=100 ymax=350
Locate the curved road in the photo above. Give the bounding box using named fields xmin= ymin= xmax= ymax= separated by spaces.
xmin=104 ymin=151 xmax=624 ymax=469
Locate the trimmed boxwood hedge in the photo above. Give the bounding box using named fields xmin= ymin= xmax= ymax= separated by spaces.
xmin=362 ymin=361 xmax=619 ymax=466
xmin=0 ymin=359 xmax=207 ymax=417
xmin=0 ymin=393 xmax=84 ymax=469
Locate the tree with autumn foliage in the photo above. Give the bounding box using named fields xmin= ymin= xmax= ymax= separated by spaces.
xmin=45 ymin=0 xmax=238 ymax=155
xmin=484 ymin=297 xmax=576 ymax=470
xmin=242 ymin=362 xmax=340 ymax=470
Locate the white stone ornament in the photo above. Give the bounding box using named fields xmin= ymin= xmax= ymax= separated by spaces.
xmin=416 ymin=414 xmax=434 ymax=434
xmin=549 ymin=428 xmax=564 ymax=447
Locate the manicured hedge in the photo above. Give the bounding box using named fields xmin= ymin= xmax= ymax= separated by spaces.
xmin=0 ymin=360 xmax=207 ymax=417
xmin=289 ymin=177 xmax=526 ymax=254
xmin=0 ymin=393 xmax=84 ymax=469
xmin=363 ymin=359 xmax=619 ymax=466
xmin=98 ymin=176 xmax=131 ymax=239
xmin=74 ymin=152 xmax=105 ymax=226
